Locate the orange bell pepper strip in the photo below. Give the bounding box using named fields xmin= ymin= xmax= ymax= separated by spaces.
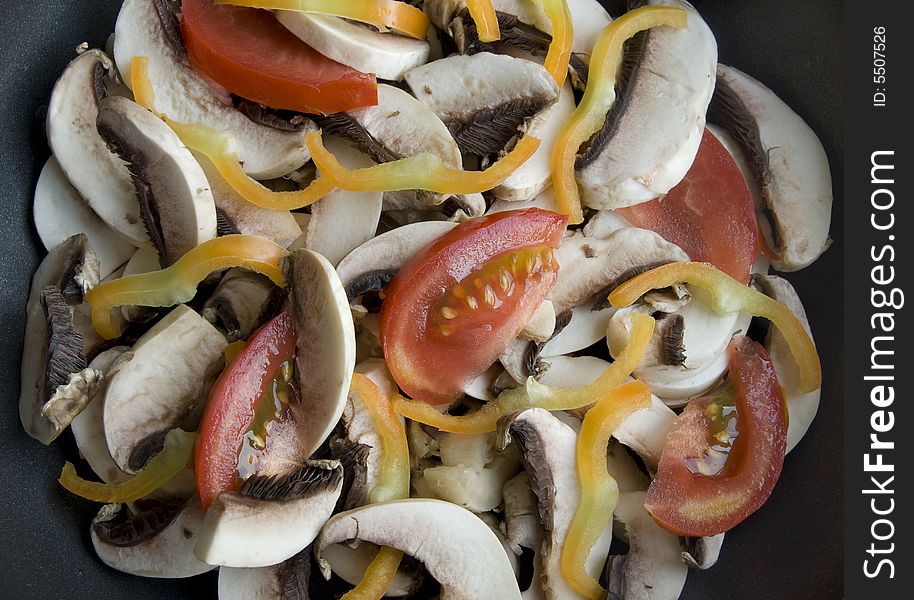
xmin=342 ymin=374 xmax=410 ymax=600
xmin=539 ymin=0 xmax=573 ymax=87
xmin=131 ymin=56 xmax=334 ymax=211
xmin=551 ymin=6 xmax=688 ymax=224
xmin=608 ymin=262 xmax=821 ymax=393
xmin=466 ymin=0 xmax=501 ymax=42
xmin=215 ymin=0 xmax=430 ymax=40
xmin=561 ymin=380 xmax=652 ymax=600
xmin=86 ymin=235 xmax=288 ymax=340
xmin=59 ymin=429 xmax=195 ymax=503
xmin=307 ymin=130 xmax=540 ymax=195
xmin=393 ymin=312 xmax=655 ymax=434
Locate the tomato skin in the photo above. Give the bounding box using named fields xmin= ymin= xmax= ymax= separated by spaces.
xmin=644 ymin=336 xmax=787 ymax=537
xmin=380 ymin=209 xmax=568 ymax=406
xmin=617 ymin=129 xmax=759 ymax=283
xmin=181 ymin=0 xmax=377 ymax=115
xmin=195 ymin=312 xmax=296 ymax=510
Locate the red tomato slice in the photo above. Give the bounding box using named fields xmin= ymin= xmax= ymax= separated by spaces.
xmin=195 ymin=312 xmax=297 ymax=510
xmin=617 ymin=129 xmax=759 ymax=283
xmin=645 ymin=336 xmax=788 ymax=537
xmin=380 ymin=209 xmax=568 ymax=406
xmin=181 ymin=0 xmax=377 ymax=115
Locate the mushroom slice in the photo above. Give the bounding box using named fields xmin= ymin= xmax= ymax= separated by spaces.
xmin=202 ymin=269 xmax=277 ymax=342
xmin=581 ymin=210 xmax=632 ymax=240
xmin=404 ymin=52 xmax=560 ymax=158
xmin=277 ymin=12 xmax=430 ymax=81
xmin=540 ymin=305 xmax=615 ymax=357
xmin=46 ymin=49 xmax=147 ymax=246
xmin=680 ymin=533 xmax=725 ymax=570
xmin=499 ymin=408 xmax=612 ymax=600
xmin=91 ymin=497 xmax=213 ymax=578
xmin=284 ymin=249 xmax=356 ymax=457
xmin=20 ymin=234 xmax=100 ymax=444
xmin=605 ymin=491 xmax=687 ymax=600
xmin=97 ymin=95 xmax=217 ymax=268
xmin=503 ymin=472 xmax=545 ymax=555
xmin=489 ymin=187 xmax=561 ymax=215
xmin=520 ymin=300 xmax=557 ymax=343
xmin=305 ymin=141 xmax=383 ymax=267
xmin=201 ymin=159 xmax=302 ymax=249
xmin=753 ymin=275 xmax=820 ymax=452
xmin=34 ymin=156 xmax=135 ymax=279
xmin=318 ymin=542 xmax=426 ymax=598
xmin=548 ymin=229 xmax=690 ymax=315
xmin=337 ymin=221 xmax=457 ymax=302
xmin=315 ymin=84 xmax=462 ymax=209
xmin=605 ymin=440 xmax=651 ymax=495
xmin=612 ymin=393 xmax=676 ymax=471
xmin=423 ymin=445 xmax=521 ymax=512
xmin=576 ymin=0 xmax=717 ymax=210
xmin=196 ymin=461 xmax=344 ymax=568
xmin=316 ymin=499 xmax=523 ymax=600
xmin=103 ymin=305 xmax=228 ymax=473
xmin=710 ymin=64 xmax=832 ymax=271
xmin=218 ymin=548 xmax=312 ymax=600
xmin=495 ymin=82 xmax=575 ymax=202
xmin=114 ymin=0 xmax=315 ymax=179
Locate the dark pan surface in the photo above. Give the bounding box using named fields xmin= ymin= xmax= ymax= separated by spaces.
xmin=1 ymin=1 xmax=842 ymax=598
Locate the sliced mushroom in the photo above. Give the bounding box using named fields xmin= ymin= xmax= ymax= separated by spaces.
xmin=576 ymin=0 xmax=717 ymax=210
xmin=217 ymin=547 xmax=311 ymax=600
xmin=46 ymin=49 xmax=147 ymax=246
xmin=306 ymin=141 xmax=383 ymax=267
xmin=498 ymin=408 xmax=612 ymax=600
xmin=709 ymin=64 xmax=832 ymax=271
xmin=97 ymin=95 xmax=217 ymax=267
xmin=201 ymin=269 xmax=277 ymax=342
xmin=494 ymin=82 xmax=575 ymax=202
xmin=548 ymin=228 xmax=690 ymax=315
xmin=488 ymin=186 xmax=561 ymax=215
xmin=103 ymin=305 xmax=227 ymax=473
xmin=317 ymin=542 xmax=425 ymax=598
xmin=520 ymin=300 xmax=556 ymax=343
xmin=277 ymin=12 xmax=429 ymax=81
xmin=464 ymin=363 xmax=505 ymax=401
xmin=316 ymin=499 xmax=522 ymax=600
xmin=423 ymin=444 xmax=521 ymax=512
xmin=502 ymin=472 xmax=545 ymax=555
xmin=336 ymin=220 xmax=457 ymax=304
xmin=581 ymin=210 xmax=632 ymax=240
xmin=605 ymin=491 xmax=687 ymax=600
xmin=34 ymin=156 xmax=135 ymax=279
xmin=200 ymin=158 xmax=302 ymax=249
xmin=91 ymin=497 xmax=214 ymax=578
xmin=404 ymin=52 xmax=560 ymax=158
xmin=605 ymin=439 xmax=651 ymax=494
xmin=196 ymin=460 xmax=344 ymax=568
xmin=537 ymin=355 xmax=610 ymax=390
xmin=612 ymin=392 xmax=677 ymax=471
xmin=284 ymin=249 xmax=356 ymax=457
xmin=680 ymin=533 xmax=725 ymax=570
xmin=753 ymin=275 xmax=820 ymax=452
xmin=539 ymin=304 xmax=615 ymax=357
xmin=114 ymin=0 xmax=315 ymax=178
xmin=20 ymin=234 xmax=100 ymax=444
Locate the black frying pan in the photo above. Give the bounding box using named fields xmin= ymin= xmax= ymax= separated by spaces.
xmin=0 ymin=1 xmax=843 ymax=598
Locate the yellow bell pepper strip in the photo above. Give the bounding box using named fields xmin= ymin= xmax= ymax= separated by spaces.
xmin=550 ymin=6 xmax=688 ymax=225
xmin=608 ymin=262 xmax=822 ymax=393
xmin=214 ymin=0 xmax=430 ymax=40
xmin=539 ymin=0 xmax=573 ymax=88
xmin=86 ymin=235 xmax=288 ymax=340
xmin=561 ymin=380 xmax=652 ymax=600
xmin=393 ymin=312 xmax=655 ymax=434
xmin=131 ymin=56 xmax=334 ymax=211
xmin=466 ymin=0 xmax=501 ymax=42
xmin=343 ymin=373 xmax=411 ymax=600
xmin=307 ymin=130 xmax=540 ymax=195
xmin=59 ymin=429 xmax=195 ymax=503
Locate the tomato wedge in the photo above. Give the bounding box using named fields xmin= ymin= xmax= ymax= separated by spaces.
xmin=380 ymin=209 xmax=568 ymax=406
xmin=181 ymin=0 xmax=377 ymax=115
xmin=195 ymin=312 xmax=298 ymax=510
xmin=645 ymin=336 xmax=788 ymax=537
xmin=617 ymin=129 xmax=760 ymax=283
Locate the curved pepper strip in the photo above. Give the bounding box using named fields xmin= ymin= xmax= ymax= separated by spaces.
xmin=131 ymin=57 xmax=333 ymax=211
xmin=466 ymin=0 xmax=501 ymax=42
xmin=59 ymin=429 xmax=195 ymax=503
xmin=561 ymin=380 xmax=652 ymax=600
xmin=342 ymin=374 xmax=410 ymax=600
xmin=550 ymin=6 xmax=688 ymax=224
xmin=608 ymin=262 xmax=822 ymax=393
xmin=393 ymin=312 xmax=655 ymax=434
xmin=307 ymin=130 xmax=540 ymax=195
xmin=538 ymin=0 xmax=573 ymax=87
xmin=215 ymin=0 xmax=430 ymax=40
xmin=86 ymin=235 xmax=288 ymax=340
